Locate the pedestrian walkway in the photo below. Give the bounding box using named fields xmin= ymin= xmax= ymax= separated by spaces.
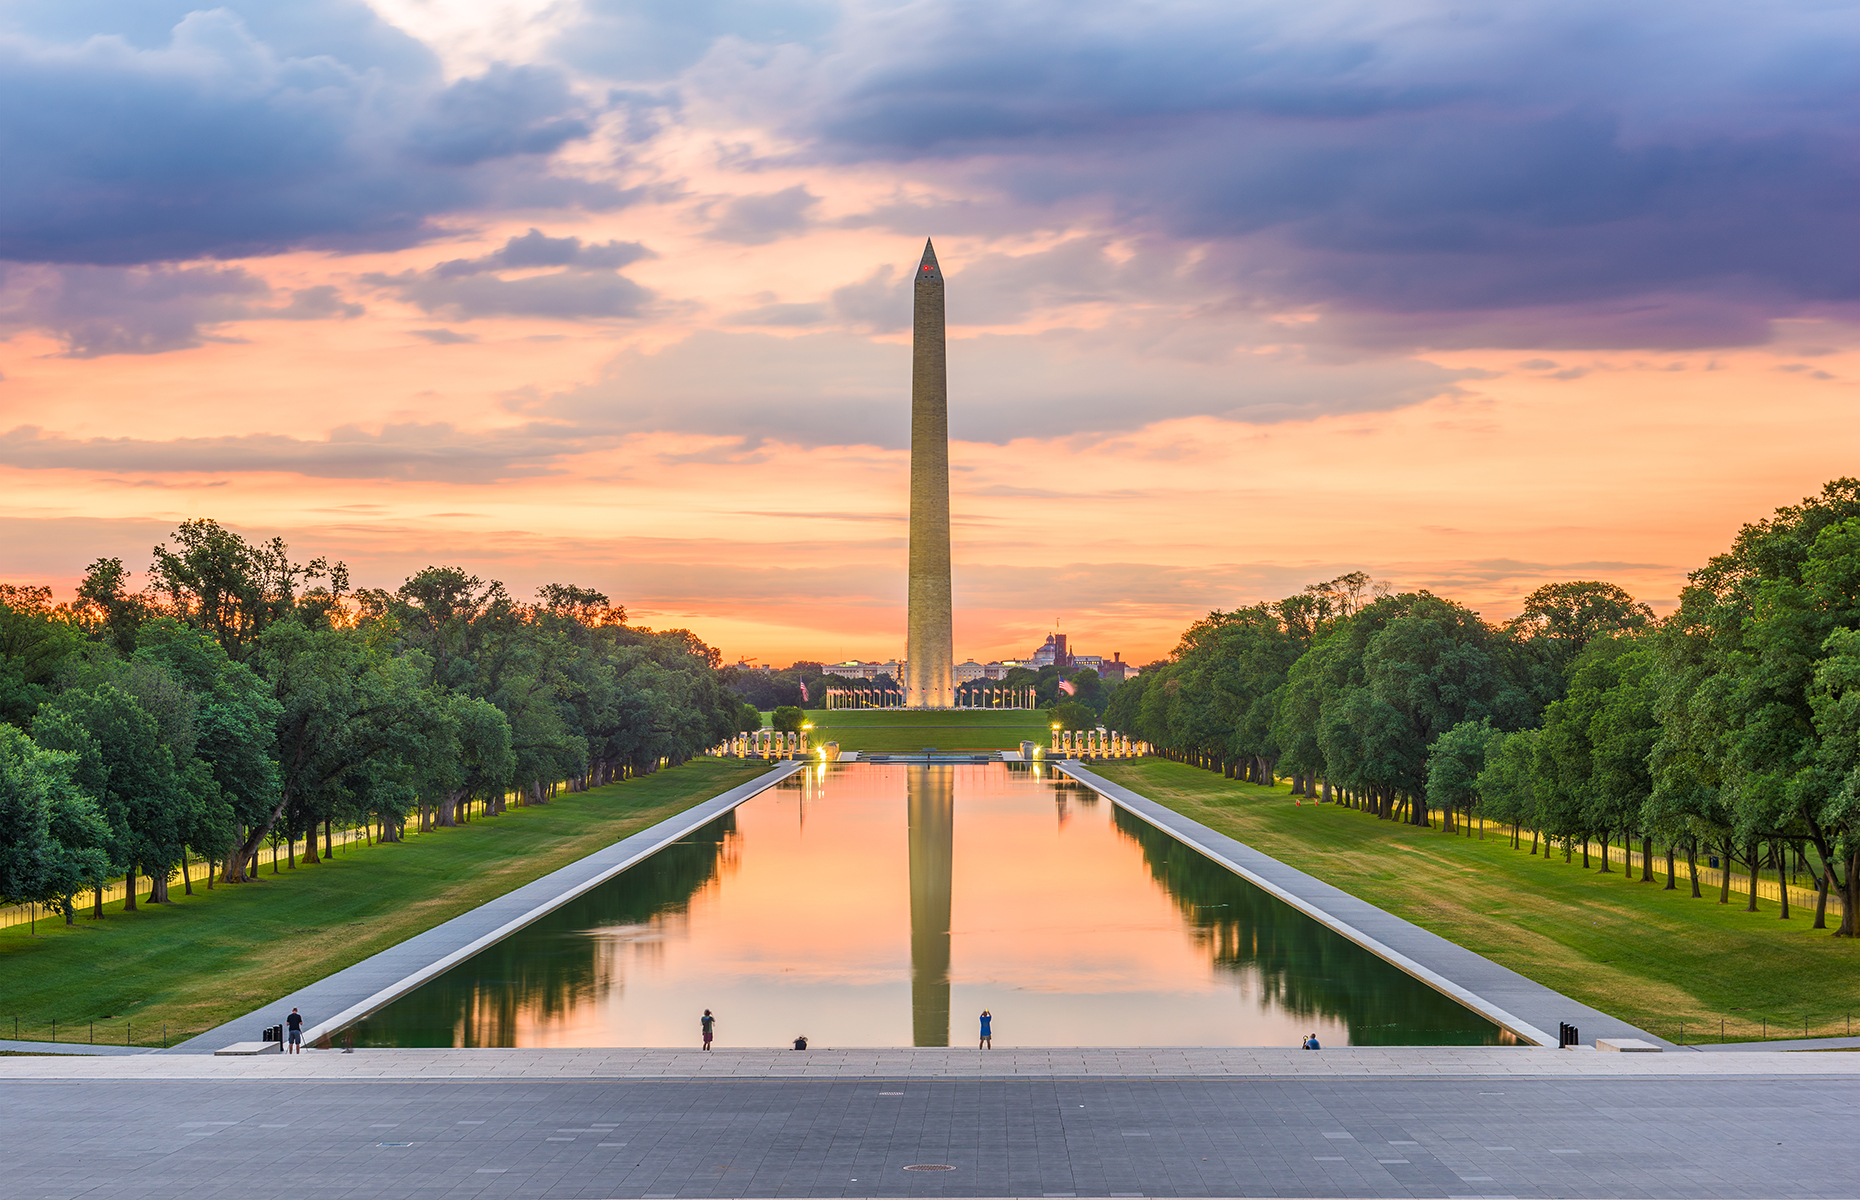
xmin=9 ymin=1045 xmax=1860 ymax=1081
xmin=1058 ymin=762 xmax=1668 ymax=1049
xmin=8 ymin=1069 xmax=1856 ymax=1200
xmin=0 ymin=1039 xmax=152 ymax=1057
xmin=168 ymin=762 xmax=804 ymax=1054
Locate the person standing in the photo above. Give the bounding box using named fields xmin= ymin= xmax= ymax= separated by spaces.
xmin=701 ymin=1009 xmax=715 ymax=1051
xmin=978 ymin=1009 xmax=992 ymax=1049
xmin=285 ymin=1008 xmax=303 ymax=1054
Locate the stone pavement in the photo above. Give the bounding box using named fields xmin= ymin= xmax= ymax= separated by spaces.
xmin=171 ymin=762 xmax=803 ymax=1054
xmin=4 ymin=1046 xmax=1858 ymax=1081
xmin=2 ymin=1061 xmax=1857 ymax=1199
xmin=1058 ymin=765 xmax=1663 ymax=1050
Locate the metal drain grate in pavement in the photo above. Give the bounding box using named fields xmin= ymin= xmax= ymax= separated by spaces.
xmin=903 ymin=1164 xmax=955 ymax=1171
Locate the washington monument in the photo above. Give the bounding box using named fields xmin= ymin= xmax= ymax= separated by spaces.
xmin=905 ymin=239 xmax=954 ymax=708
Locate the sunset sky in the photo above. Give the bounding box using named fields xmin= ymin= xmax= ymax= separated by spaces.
xmin=2 ymin=0 xmax=1856 ymax=666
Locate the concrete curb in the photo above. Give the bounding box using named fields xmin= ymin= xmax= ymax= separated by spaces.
xmin=1057 ymin=762 xmax=1671 ymax=1051
xmin=173 ymin=761 xmax=805 ymax=1054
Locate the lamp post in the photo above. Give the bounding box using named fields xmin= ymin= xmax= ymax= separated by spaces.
xmin=801 ymin=722 xmax=813 ymax=754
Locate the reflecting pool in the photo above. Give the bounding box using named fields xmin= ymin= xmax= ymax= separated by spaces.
xmin=349 ymin=763 xmax=1505 ymax=1048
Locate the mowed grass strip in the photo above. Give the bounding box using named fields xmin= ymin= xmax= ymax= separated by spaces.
xmin=1093 ymin=758 xmax=1860 ymax=1044
xmin=0 ymin=757 xmax=772 ymax=1046
xmin=775 ymin=708 xmax=1056 ymax=751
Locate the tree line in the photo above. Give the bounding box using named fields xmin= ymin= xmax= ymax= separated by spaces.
xmin=1106 ymin=479 xmax=1860 ymax=936
xmin=0 ymin=520 xmax=760 ymax=922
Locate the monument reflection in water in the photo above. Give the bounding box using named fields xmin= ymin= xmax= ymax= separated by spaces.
xmin=349 ymin=764 xmax=1504 ymax=1048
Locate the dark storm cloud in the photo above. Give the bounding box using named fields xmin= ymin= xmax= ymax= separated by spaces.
xmin=781 ymin=0 xmax=1860 ymax=346
xmin=364 ymin=230 xmax=657 ymax=320
xmin=0 ymin=6 xmax=619 ymax=266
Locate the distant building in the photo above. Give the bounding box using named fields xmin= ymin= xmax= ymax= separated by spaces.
xmin=823 ymin=660 xmax=901 ymax=680
xmin=955 ymin=660 xmax=987 ymax=683
xmin=1099 ymin=652 xmax=1137 ymax=682
xmin=1029 ymin=633 xmax=1073 ymax=670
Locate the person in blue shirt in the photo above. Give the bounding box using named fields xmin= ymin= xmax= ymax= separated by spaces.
xmin=979 ymin=1010 xmax=993 ymax=1049
xmin=1302 ymin=1033 xmax=1321 ymax=1050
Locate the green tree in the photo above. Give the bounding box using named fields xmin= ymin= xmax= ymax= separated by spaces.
xmin=232 ymin=620 xmax=444 ymax=877
xmin=770 ymin=705 xmax=805 ymax=733
xmin=33 ymin=683 xmax=200 ymax=910
xmin=1427 ymin=719 xmax=1500 ymax=832
xmin=148 ymin=519 xmax=344 ymax=661
xmin=1475 ymin=727 xmax=1541 ymax=845
xmin=0 ymin=726 xmax=111 ymax=924
xmin=0 ymin=584 xmax=83 ymax=728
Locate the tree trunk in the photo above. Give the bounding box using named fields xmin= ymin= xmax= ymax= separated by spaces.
xmin=182 ymin=850 xmax=193 ymax=896
xmin=301 ymin=828 xmax=318 ymax=865
xmin=1688 ymin=839 xmax=1701 ymax=898
xmin=124 ymin=869 xmax=137 ymax=911
xmin=1841 ymin=849 xmax=1858 ymax=938
xmin=1812 ymin=861 xmax=1830 ymax=930
xmin=1745 ymin=841 xmax=1760 ymax=912
xmin=325 ymin=817 xmax=334 ymax=861
xmin=1778 ymin=851 xmax=1790 ymax=920
xmin=93 ymin=886 xmax=103 ymax=919
xmin=1642 ymin=835 xmax=1654 ymax=882
xmin=148 ymin=871 xmax=168 ymax=904
xmin=1719 ymin=841 xmax=1733 ymax=903
xmin=1664 ymin=843 xmax=1676 ymax=890
xmin=1584 ymin=836 xmax=1592 ymax=869
xmin=1322 ymin=778 xmax=1331 ymax=802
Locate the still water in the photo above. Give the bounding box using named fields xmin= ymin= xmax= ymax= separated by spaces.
xmin=350 ymin=763 xmax=1503 ymax=1048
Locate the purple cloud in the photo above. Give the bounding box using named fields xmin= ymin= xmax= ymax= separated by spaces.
xmin=777 ymin=0 xmax=1860 ymax=346
xmin=0 ymin=7 xmax=621 ymax=266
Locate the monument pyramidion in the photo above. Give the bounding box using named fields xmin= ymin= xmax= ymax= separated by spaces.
xmin=905 ymin=239 xmax=954 ymax=708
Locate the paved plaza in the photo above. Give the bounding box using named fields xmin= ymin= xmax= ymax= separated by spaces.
xmin=3 ymin=1049 xmax=1857 ymax=1199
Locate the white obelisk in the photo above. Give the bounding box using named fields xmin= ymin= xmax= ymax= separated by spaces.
xmin=905 ymin=239 xmax=954 ymax=709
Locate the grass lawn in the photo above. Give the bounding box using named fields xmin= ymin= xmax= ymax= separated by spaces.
xmin=0 ymin=757 xmax=773 ymax=1048
xmin=1093 ymin=758 xmax=1860 ymax=1045
xmin=768 ymin=708 xmax=1057 ymax=751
